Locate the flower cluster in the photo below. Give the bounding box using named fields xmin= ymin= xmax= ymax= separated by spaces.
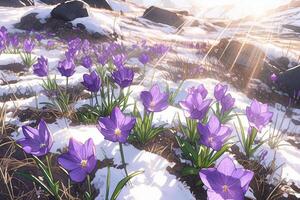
xmin=7 ymin=29 xmax=267 ymax=200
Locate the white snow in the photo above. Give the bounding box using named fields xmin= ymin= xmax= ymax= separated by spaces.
xmin=72 ymin=8 xmax=121 ymax=36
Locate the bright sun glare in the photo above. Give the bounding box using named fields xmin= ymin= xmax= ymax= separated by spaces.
xmin=135 ymin=0 xmax=290 ymax=19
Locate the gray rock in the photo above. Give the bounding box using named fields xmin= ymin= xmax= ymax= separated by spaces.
xmin=211 ymin=38 xmax=266 ymax=81
xmin=269 ymin=56 xmax=290 ymax=70
xmin=142 ymin=6 xmax=185 ymax=28
xmin=51 ymin=1 xmax=89 ymax=21
xmin=15 ymin=13 xmax=43 ymax=31
xmin=277 ymin=65 xmax=300 ymax=98
xmin=282 ymin=24 xmax=300 ymax=33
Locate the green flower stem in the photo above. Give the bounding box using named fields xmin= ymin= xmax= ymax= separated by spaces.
xmin=105 ymin=165 xmax=111 ymax=200
xmin=119 ymin=142 xmax=129 ymax=177
xmin=94 ymin=92 xmax=100 ymax=107
xmin=87 ymin=174 xmax=92 ymax=196
xmin=90 ymin=91 xmax=93 ymax=106
xmin=65 ymin=77 xmax=69 ymax=95
xmin=46 ymin=155 xmax=53 ymax=180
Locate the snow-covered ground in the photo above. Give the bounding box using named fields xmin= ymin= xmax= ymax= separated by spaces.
xmin=1 ymin=0 xmax=300 ymax=199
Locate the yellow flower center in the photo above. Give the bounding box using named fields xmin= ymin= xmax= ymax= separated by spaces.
xmin=150 ymin=101 xmax=155 ymax=108
xmin=114 ymin=128 xmax=122 ymax=136
xmin=81 ymin=160 xmax=88 ymax=168
xmin=222 ymin=185 xmax=229 ymax=192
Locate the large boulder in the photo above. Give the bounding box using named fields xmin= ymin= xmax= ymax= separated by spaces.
xmin=142 ymin=6 xmax=185 ymax=28
xmin=211 ymin=38 xmax=266 ymax=81
xmin=0 ymin=0 xmax=34 ymax=7
xmin=277 ymin=65 xmax=300 ymax=98
xmin=51 ymin=0 xmax=89 ymax=21
xmin=269 ymin=56 xmax=290 ymax=71
xmin=282 ymin=24 xmax=300 ymax=33
xmin=15 ymin=13 xmax=44 ymax=31
xmin=40 ymin=0 xmax=112 ymax=10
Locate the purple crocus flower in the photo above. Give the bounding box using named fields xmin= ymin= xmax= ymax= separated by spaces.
xmin=150 ymin=44 xmax=169 ymax=55
xmin=112 ymin=54 xmax=126 ymax=68
xmin=187 ymin=84 xmax=208 ymax=99
xmin=23 ymin=39 xmax=35 ymax=53
xmin=198 ymin=115 xmax=232 ymax=151
xmin=81 ymin=39 xmax=90 ymax=54
xmin=0 ymin=39 xmax=6 ymax=52
xmin=259 ymin=150 xmax=268 ymax=161
xmin=47 ymin=40 xmax=55 ymax=48
xmin=138 ymin=53 xmax=150 ymax=65
xmin=112 ymin=67 xmax=134 ymax=88
xmin=33 ymin=56 xmax=48 ymax=77
xmin=220 ymin=94 xmax=235 ymax=114
xmin=179 ymin=92 xmax=212 ymax=120
xmin=0 ymin=26 xmax=7 ymax=34
xmin=17 ymin=119 xmax=53 ymax=156
xmin=81 ymin=55 xmax=93 ymax=69
xmin=65 ymin=48 xmax=78 ymax=61
xmin=35 ymin=33 xmax=44 ymax=42
xmin=81 ymin=71 xmax=101 ymax=92
xmin=68 ymin=37 xmax=82 ymax=50
xmin=214 ymin=83 xmax=228 ymax=101
xmin=246 ymin=100 xmax=273 ymax=131
xmin=140 ymin=84 xmax=169 ymax=112
xmin=199 ymin=157 xmax=254 ymax=200
xmin=58 ymin=138 xmax=96 ymax=182
xmin=97 ymin=107 xmax=136 ymax=143
xmin=57 ymin=59 xmax=76 ymax=77
xmin=270 ymin=73 xmax=277 ymax=82
xmin=97 ymin=52 xmax=109 ymax=66
xmin=10 ymin=35 xmax=19 ymax=48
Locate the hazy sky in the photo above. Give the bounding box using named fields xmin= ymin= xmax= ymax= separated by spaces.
xmin=130 ymin=0 xmax=291 ymax=18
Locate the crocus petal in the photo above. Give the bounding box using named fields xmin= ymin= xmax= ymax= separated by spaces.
xmin=58 ymin=153 xmax=80 ymax=171
xmin=111 ymin=107 xmax=125 ymax=127
xmin=22 ymin=125 xmax=39 ymax=139
xmin=199 ymin=168 xmax=222 ymax=190
xmin=84 ymin=138 xmax=95 ymax=158
xmin=216 ymin=157 xmax=236 ymax=176
xmin=18 ymin=138 xmax=41 ymax=154
xmin=232 ymin=169 xmax=254 ymax=192
xmin=68 ymin=138 xmax=84 ymax=160
xmin=69 ymin=167 xmax=87 ymax=182
xmin=38 ymin=119 xmax=51 ymax=145
xmin=86 ymin=155 xmax=97 ymax=173
xmin=206 ymin=190 xmax=224 ymax=200
xmin=208 ymin=115 xmax=221 ymax=134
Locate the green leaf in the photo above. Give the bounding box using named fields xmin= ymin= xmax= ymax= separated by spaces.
xmin=181 ymin=166 xmax=199 ymax=176
xmin=17 ymin=172 xmax=55 ymax=197
xmin=110 ymin=171 xmax=143 ymax=200
xmin=208 ymin=143 xmax=231 ymax=166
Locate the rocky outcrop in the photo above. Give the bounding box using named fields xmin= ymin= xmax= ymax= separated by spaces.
xmin=15 ymin=12 xmax=108 ymax=40
xmin=142 ymin=6 xmax=185 ymax=28
xmin=210 ymin=38 xmax=266 ymax=82
xmin=51 ymin=1 xmax=89 ymax=21
xmin=40 ymin=0 xmax=112 ymax=10
xmin=16 ymin=13 xmax=44 ymax=31
xmin=269 ymin=56 xmax=290 ymax=71
xmin=282 ymin=24 xmax=300 ymax=33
